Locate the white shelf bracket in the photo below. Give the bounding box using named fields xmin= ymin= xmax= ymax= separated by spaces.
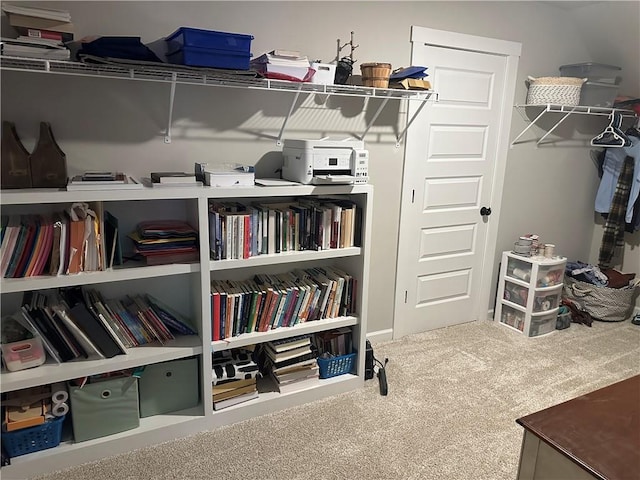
xmin=510 ymin=106 xmax=549 ymax=147
xmin=276 ymin=86 xmax=307 ymax=146
xmin=536 ymin=107 xmax=577 ymax=145
xmin=358 ymin=93 xmax=391 ymax=141
xmin=164 ymin=73 xmax=177 ymax=144
xmin=396 ymin=95 xmax=430 ymax=147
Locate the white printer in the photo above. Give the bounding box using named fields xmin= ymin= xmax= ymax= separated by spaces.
xmin=281 ymin=137 xmax=369 ymax=185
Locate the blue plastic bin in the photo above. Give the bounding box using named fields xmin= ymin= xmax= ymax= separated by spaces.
xmin=165 ymin=27 xmax=253 ymax=54
xmin=317 ymin=353 xmax=357 ymax=379
xmin=1 ymin=415 xmax=65 ymax=457
xmin=166 ymin=46 xmax=251 ymax=70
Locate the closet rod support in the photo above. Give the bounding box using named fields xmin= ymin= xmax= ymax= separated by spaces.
xmin=164 ymin=73 xmax=177 ymax=144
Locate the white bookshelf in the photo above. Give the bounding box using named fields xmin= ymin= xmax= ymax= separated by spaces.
xmin=0 ymin=184 xmax=372 ymax=478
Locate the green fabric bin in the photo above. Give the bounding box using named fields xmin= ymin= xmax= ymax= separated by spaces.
xmin=68 ymin=376 xmax=139 ymax=442
xmin=138 ymin=357 xmax=199 ymax=418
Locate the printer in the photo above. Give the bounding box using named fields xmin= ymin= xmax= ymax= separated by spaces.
xmin=281 ymin=137 xmax=369 ymax=185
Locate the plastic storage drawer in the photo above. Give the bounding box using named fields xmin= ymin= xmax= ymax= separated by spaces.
xmin=529 ymin=310 xmax=558 ymax=337
xmin=165 ymin=27 xmax=253 ymax=53
xmin=532 ymin=285 xmax=562 ymax=313
xmin=500 ymin=304 xmax=525 ymax=332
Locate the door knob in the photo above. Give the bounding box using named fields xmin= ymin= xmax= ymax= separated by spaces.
xmin=480 ymin=207 xmax=492 ymax=216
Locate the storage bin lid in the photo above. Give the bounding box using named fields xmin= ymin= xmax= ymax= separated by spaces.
xmin=560 ymin=62 xmax=621 ymax=71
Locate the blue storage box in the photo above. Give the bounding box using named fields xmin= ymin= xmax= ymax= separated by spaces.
xmin=166 ymin=27 xmax=253 ymax=53
xmin=164 ymin=27 xmax=253 ymax=69
xmin=167 ymin=46 xmax=251 ymax=70
xmin=317 ymin=352 xmax=357 ymax=379
xmin=1 ymin=416 xmax=65 ymax=457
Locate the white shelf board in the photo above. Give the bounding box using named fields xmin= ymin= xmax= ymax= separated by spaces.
xmin=2 ymin=406 xmax=205 ymax=479
xmin=1 ymin=335 xmax=203 ymax=392
xmin=0 ymin=184 xmax=373 ymax=205
xmin=209 ymin=247 xmax=361 ymax=271
xmin=0 ymin=263 xmax=200 ymax=294
xmin=211 ymin=316 xmax=359 ymax=352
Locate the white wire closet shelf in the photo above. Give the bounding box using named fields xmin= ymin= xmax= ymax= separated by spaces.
xmin=511 ymin=103 xmax=638 ymax=147
xmin=0 ymin=55 xmax=438 ymax=145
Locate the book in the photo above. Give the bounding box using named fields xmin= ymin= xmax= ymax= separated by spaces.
xmin=212 ymin=389 xmax=258 ymax=410
xmin=270 ymin=371 xmax=319 ymax=394
xmin=150 ymin=172 xmax=197 ymax=184
xmin=212 ymin=377 xmax=256 ymax=393
xmin=16 ymin=27 xmax=74 ymax=43
xmin=265 ymin=343 xmax=312 ymax=363
xmin=67 ymin=175 xmax=143 ymax=191
xmin=2 ymin=4 xmax=72 ymax=23
xmin=141 ymin=177 xmax=203 ymax=188
xmin=212 ymin=383 xmax=257 ymax=402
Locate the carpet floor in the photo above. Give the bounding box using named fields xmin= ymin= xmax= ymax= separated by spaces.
xmin=31 ymin=319 xmax=640 ymax=480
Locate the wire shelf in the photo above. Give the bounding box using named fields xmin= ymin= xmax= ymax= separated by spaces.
xmin=0 ymin=55 xmax=433 ymax=101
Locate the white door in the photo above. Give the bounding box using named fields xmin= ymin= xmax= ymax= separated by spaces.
xmin=394 ymin=27 xmax=520 ymax=338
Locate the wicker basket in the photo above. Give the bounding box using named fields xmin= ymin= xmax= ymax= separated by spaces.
xmin=360 ymin=63 xmax=392 ymax=88
xmin=526 ymin=76 xmax=586 ymax=105
xmin=563 ymin=277 xmax=639 ymax=322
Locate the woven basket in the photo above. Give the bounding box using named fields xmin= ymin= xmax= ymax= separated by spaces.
xmin=526 ymin=76 xmax=586 ymax=106
xmin=563 ymin=277 xmax=639 ymax=322
xmin=361 ymin=62 xmax=392 ymax=88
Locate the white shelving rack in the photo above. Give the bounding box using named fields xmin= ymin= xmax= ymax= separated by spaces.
xmin=0 ymin=54 xmax=389 ymax=477
xmin=510 ymin=103 xmax=637 ymax=147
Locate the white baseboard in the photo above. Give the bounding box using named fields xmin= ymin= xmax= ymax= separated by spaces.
xmin=366 ymin=328 xmax=393 ymax=343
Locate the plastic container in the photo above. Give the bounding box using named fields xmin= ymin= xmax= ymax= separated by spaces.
xmin=1 ymin=337 xmax=46 ymax=372
xmin=580 ymin=81 xmax=619 ymax=107
xmin=1 ymin=415 xmax=65 ymax=457
xmin=559 ymin=63 xmax=621 ymax=84
xmin=317 ymin=352 xmax=357 ymax=379
xmin=165 ymin=27 xmax=253 ymax=54
xmin=310 ymin=62 xmax=336 ymax=85
xmin=166 ymin=46 xmax=251 ymax=69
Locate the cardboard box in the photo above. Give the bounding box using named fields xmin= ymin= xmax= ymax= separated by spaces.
xmin=390 ymin=78 xmax=432 ymax=90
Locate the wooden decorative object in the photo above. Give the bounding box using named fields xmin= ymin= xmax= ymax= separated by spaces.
xmin=29 ymin=122 xmax=68 ymax=188
xmin=1 ymin=121 xmax=32 ymax=189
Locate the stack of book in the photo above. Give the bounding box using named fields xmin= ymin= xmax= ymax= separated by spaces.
xmin=212 ymin=348 xmax=260 ymax=410
xmin=261 ymin=335 xmax=319 ymax=394
xmin=127 ymin=220 xmax=199 ymax=266
xmin=66 ymin=172 xmax=142 ymax=191
xmin=2 ymin=4 xmax=73 ymax=59
xmin=144 ymin=172 xmax=203 ymax=188
xmin=250 ymin=49 xmax=314 ymax=82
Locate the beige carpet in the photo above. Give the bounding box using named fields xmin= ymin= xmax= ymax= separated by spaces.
xmin=32 ymin=319 xmax=640 ymax=480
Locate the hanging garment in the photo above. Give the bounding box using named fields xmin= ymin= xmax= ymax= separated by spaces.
xmin=595 ymin=139 xmax=640 ymax=223
xmin=598 ymin=156 xmax=634 ymax=268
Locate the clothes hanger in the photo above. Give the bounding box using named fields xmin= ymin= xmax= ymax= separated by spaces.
xmin=591 ymin=112 xmax=629 ymax=147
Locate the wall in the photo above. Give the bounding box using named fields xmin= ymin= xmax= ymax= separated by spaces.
xmin=2 ymin=1 xmax=638 ymax=333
